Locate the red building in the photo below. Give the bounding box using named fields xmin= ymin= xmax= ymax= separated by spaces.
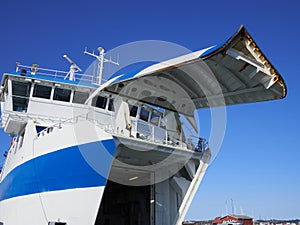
xmin=213 ymin=215 xmax=253 ymax=225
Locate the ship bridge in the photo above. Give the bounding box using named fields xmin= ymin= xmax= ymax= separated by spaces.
xmin=0 ymin=67 xmax=203 ymax=154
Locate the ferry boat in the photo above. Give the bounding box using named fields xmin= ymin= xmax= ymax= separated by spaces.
xmin=0 ymin=26 xmax=286 ymax=225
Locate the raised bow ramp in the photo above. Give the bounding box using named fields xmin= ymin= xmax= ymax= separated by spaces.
xmin=102 ymin=26 xmax=286 ymax=116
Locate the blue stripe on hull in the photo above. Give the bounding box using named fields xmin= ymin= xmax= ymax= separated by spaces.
xmin=0 ymin=139 xmax=115 ymax=201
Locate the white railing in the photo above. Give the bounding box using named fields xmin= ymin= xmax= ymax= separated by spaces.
xmin=136 ymin=120 xmax=166 ymax=143
xmin=15 ymin=63 xmax=106 ymax=84
xmin=2 ymin=108 xmax=208 ymax=154
xmin=34 ymin=112 xmax=113 ymax=139
xmin=2 ymin=110 xmax=69 ymax=129
xmin=34 ymin=112 xmax=208 ymax=152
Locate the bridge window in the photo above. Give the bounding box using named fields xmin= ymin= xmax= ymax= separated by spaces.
xmin=53 ymin=88 xmax=71 ymax=102
xmin=12 ymin=80 xmax=31 ymax=111
xmin=130 ymin=105 xmax=138 ymax=117
xmin=108 ymin=98 xmax=114 ymax=111
xmin=150 ymin=112 xmax=160 ymax=126
xmin=73 ymin=91 xmax=89 ymax=104
xmin=92 ymin=96 xmax=107 ymax=109
xmin=33 ymin=84 xmax=52 ymax=99
xmin=140 ymin=108 xmax=149 ymax=122
xmin=160 ymin=117 xmax=166 ymax=129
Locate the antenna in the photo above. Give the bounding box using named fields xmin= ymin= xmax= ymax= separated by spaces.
xmin=63 ymin=54 xmax=82 ymax=81
xmin=240 ymin=206 xmax=244 ymax=215
xmin=231 ymin=198 xmax=236 ymax=215
xmin=84 ymin=47 xmax=119 ymax=85
xmin=225 ymin=199 xmax=228 ymax=215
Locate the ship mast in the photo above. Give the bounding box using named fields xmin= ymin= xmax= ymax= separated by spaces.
xmin=84 ymin=47 xmax=119 ymax=85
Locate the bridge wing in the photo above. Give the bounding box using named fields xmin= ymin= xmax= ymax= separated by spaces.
xmin=103 ymin=26 xmax=286 ymax=116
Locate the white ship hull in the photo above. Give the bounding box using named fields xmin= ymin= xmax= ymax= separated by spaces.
xmin=0 ymin=26 xmax=286 ymax=225
xmin=0 ymin=119 xmax=210 ymax=225
xmin=0 ymin=187 xmax=104 ymax=225
xmin=0 ymin=120 xmax=116 ymax=225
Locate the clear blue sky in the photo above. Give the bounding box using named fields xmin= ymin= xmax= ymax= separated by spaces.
xmin=0 ymin=0 xmax=299 ymax=221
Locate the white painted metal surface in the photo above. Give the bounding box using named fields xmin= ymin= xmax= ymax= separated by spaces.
xmin=0 ymin=187 xmax=104 ymax=225
xmin=0 ymin=26 xmax=286 ymax=225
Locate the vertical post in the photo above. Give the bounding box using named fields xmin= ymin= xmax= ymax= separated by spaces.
xmin=150 ymin=173 xmax=155 ymax=225
xmin=180 ymin=131 xmax=183 ymax=147
xmin=69 ymin=65 xmax=75 ymax=81
xmin=16 ymin=62 xmax=20 ymax=72
xmin=165 ymin=129 xmax=168 ymax=145
xmin=152 ymin=125 xmax=154 ymax=142
xmin=98 ymin=48 xmax=105 ymax=85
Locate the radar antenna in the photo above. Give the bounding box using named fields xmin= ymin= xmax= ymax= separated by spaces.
xmin=84 ymin=47 xmax=119 ymax=85
xmin=63 ymin=54 xmax=82 ymax=81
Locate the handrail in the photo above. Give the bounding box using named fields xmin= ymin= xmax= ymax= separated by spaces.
xmin=1 ymin=110 xmax=69 ymax=130
xmin=34 ymin=113 xmax=87 ymax=139
xmin=3 ymin=108 xmax=209 ymax=154
xmin=33 ymin=112 xmax=208 ymax=153
xmin=15 ymin=63 xmax=107 ymax=84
